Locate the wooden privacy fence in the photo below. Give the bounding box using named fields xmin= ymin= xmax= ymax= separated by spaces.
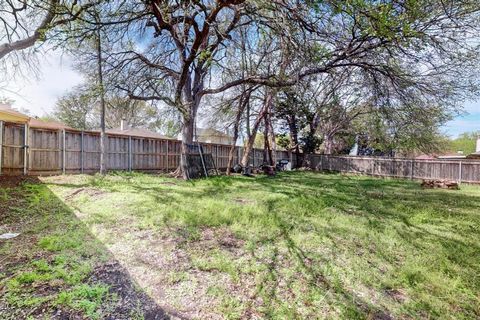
xmin=0 ymin=121 xmax=296 ymax=176
xmin=309 ymin=155 xmax=480 ymax=183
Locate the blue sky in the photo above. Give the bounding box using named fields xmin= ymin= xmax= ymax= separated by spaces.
xmin=2 ymin=50 xmax=479 ymax=138
xmin=443 ymin=101 xmax=480 ymax=137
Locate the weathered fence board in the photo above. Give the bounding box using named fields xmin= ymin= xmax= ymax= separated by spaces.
xmin=1 ymin=123 xmax=25 ymax=175
xmin=309 ymin=155 xmax=480 ymax=183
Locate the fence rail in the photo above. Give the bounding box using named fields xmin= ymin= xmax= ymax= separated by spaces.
xmin=309 ymin=155 xmax=480 ymax=183
xmin=2 ymin=121 xmax=479 ymax=182
xmin=0 ymin=121 xmax=296 ymax=176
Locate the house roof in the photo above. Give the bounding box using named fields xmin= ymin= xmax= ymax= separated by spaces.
xmin=197 ymin=127 xmax=232 ymax=138
xmin=0 ymin=104 xmax=30 ymax=123
xmin=29 ymin=118 xmax=75 ymax=130
xmin=0 ymin=105 xmax=76 ymax=130
xmin=415 ymin=154 xmax=437 ymax=160
xmin=437 ymin=153 xmax=467 ymax=159
xmin=466 ymin=152 xmax=480 ymax=159
xmin=105 ymin=127 xmax=171 ymax=140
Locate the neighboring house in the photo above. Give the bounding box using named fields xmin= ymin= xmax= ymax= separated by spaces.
xmin=0 ymin=104 xmax=30 ymax=123
xmin=466 ymin=136 xmax=480 ymax=159
xmin=196 ymin=127 xmax=233 ymax=145
xmin=414 ymin=154 xmax=437 ymax=160
xmin=104 ymin=120 xmax=171 ymax=139
xmin=437 ymin=151 xmax=467 ymax=160
xmin=29 ymin=118 xmax=75 ymax=130
xmin=0 ymin=104 xmax=74 ymax=130
xmin=414 ymin=152 xmax=467 ymax=160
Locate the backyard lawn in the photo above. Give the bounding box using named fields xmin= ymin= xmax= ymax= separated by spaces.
xmin=1 ymin=172 xmax=479 ymax=319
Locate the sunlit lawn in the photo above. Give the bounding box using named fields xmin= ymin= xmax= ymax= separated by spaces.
xmin=2 ymin=171 xmax=479 ymax=319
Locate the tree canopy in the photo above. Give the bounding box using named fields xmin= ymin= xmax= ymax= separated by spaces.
xmin=3 ymin=0 xmax=480 ymax=175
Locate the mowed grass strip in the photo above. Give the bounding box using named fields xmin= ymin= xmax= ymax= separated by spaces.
xmin=43 ymin=171 xmax=480 ymax=319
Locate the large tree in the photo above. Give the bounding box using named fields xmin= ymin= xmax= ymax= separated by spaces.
xmin=41 ymin=0 xmax=480 ymax=176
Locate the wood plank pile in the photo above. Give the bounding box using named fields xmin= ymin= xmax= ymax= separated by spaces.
xmin=421 ymin=179 xmax=459 ymax=190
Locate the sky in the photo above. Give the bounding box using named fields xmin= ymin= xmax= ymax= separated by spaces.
xmin=1 ymin=50 xmax=479 ymax=138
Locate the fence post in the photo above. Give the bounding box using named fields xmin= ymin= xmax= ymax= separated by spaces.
xmin=80 ymin=131 xmax=84 ymax=174
xmin=165 ymin=139 xmax=169 ymax=172
xmin=458 ymin=161 xmax=462 ymax=184
xmin=0 ymin=121 xmax=3 ymax=175
xmin=23 ymin=123 xmax=29 ymax=175
xmin=128 ymin=136 xmax=132 ymax=172
xmin=62 ymin=129 xmax=66 ymax=174
xmin=410 ymin=159 xmax=414 ymax=180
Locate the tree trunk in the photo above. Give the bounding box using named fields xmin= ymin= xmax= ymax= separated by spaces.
xmin=226 ymin=138 xmax=238 ymax=175
xmin=240 ymin=92 xmax=271 ymax=167
xmin=263 ymin=109 xmax=275 ymax=166
xmin=226 ymin=92 xmax=249 ymax=175
xmin=287 ymin=115 xmax=301 ymax=167
xmin=177 ymin=65 xmax=202 ymax=179
xmin=96 ymin=25 xmax=106 ymax=175
xmin=179 ymin=113 xmax=195 ymax=179
xmin=324 ymin=133 xmax=334 ymax=155
xmin=263 ymin=115 xmax=270 ymax=164
xmin=267 ymin=108 xmax=275 ymax=166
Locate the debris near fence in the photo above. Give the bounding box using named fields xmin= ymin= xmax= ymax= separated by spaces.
xmin=295 ymin=166 xmax=313 ymax=171
xmin=261 ymin=165 xmax=276 ymax=176
xmin=421 ymin=179 xmax=459 ymax=190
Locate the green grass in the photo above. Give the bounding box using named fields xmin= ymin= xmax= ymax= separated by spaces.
xmin=55 ymin=283 xmax=111 ymax=319
xmin=41 ymin=171 xmax=480 ymax=319
xmin=0 ymin=180 xmax=114 ymax=319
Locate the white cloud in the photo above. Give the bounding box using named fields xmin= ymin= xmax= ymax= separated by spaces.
xmin=1 ymin=50 xmax=84 ymax=117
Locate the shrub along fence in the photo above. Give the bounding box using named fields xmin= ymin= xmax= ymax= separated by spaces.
xmin=309 ymin=155 xmax=480 ymax=183
xmin=0 ymin=121 xmax=296 ymax=176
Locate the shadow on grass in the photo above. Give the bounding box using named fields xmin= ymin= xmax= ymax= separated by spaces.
xmin=0 ymin=176 xmax=170 ymax=320
xmin=250 ymin=199 xmax=396 ymax=319
xmin=44 ymin=171 xmax=480 ymax=319
xmin=253 ymin=173 xmax=480 ymax=318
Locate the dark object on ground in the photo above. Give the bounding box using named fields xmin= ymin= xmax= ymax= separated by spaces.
xmin=242 ymin=165 xmax=254 ymax=177
xmin=421 ymin=179 xmax=459 ymax=190
xmin=276 ymin=159 xmax=290 ymax=171
xmin=233 ymin=164 xmax=243 ymax=173
xmin=261 ymin=165 xmax=276 ymax=176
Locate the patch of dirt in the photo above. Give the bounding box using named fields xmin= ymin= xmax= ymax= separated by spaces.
xmin=179 ymin=227 xmax=245 ymax=253
xmin=96 ymin=225 xmax=249 ymax=319
xmin=385 ymin=288 xmax=408 ymax=303
xmin=0 ymin=175 xmax=40 ymax=188
xmin=161 ymin=181 xmax=178 ymax=186
xmin=88 ymin=261 xmax=170 ymax=320
xmin=232 ymin=198 xmax=255 ymax=205
xmin=65 ymin=187 xmax=106 ymax=201
xmin=0 ymin=302 xmax=79 ymax=320
xmin=1 ymin=260 xmax=172 ymax=320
